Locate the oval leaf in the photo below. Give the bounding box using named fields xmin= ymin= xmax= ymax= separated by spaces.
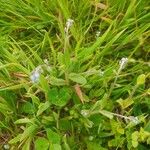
xmin=46 ymin=128 xmax=61 ymax=144
xmin=69 ymin=73 xmax=87 ymax=85
xmin=35 ymin=137 xmax=49 ymax=150
xmin=99 ymin=110 xmax=113 ymax=119
xmin=37 ymin=101 xmax=50 ymax=116
xmin=137 ymin=74 xmax=146 ymax=85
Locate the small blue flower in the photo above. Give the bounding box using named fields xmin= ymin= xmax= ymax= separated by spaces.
xmin=30 ymin=66 xmax=43 ymax=83
xmin=30 ymin=71 xmax=40 ymax=83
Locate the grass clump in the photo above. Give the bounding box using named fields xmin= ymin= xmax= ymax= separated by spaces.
xmin=0 ymin=0 xmax=150 ymax=149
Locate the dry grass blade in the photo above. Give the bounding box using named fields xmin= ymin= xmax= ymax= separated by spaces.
xmin=74 ymin=84 xmax=84 ymax=104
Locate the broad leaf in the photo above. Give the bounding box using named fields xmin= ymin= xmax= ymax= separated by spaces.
xmin=9 ymin=134 xmax=22 ymax=144
xmin=68 ymin=73 xmax=87 ymax=85
xmin=20 ymin=124 xmax=38 ymax=142
xmin=49 ymin=76 xmax=66 ymax=86
xmin=37 ymin=101 xmax=50 ymax=116
xmin=50 ymin=144 xmax=62 ymax=150
xmin=117 ymin=98 xmax=134 ymax=109
xmin=99 ymin=110 xmax=113 ymax=119
xmin=46 ymin=128 xmax=61 ymax=144
xmin=21 ymin=101 xmax=35 ymax=114
xmin=132 ymin=131 xmax=139 ymax=148
xmin=137 ymin=74 xmax=146 ymax=85
xmin=48 ymin=87 xmax=71 ymax=107
xmin=35 ymin=137 xmax=49 ymax=150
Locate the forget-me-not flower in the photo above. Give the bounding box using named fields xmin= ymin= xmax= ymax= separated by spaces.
xmin=30 ymin=66 xmax=43 ymax=83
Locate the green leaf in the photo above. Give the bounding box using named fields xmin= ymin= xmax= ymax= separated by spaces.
xmin=21 ymin=101 xmax=35 ymax=114
xmin=99 ymin=110 xmax=113 ymax=119
xmin=62 ymin=135 xmax=70 ymax=150
xmin=87 ymin=141 xmax=106 ymax=150
xmin=40 ymin=75 xmax=50 ymax=93
xmin=144 ymin=121 xmax=150 ymax=132
xmin=0 ymin=103 xmax=11 ymax=115
xmin=108 ymin=137 xmax=125 ymax=148
xmin=49 ymin=76 xmax=66 ymax=86
xmin=110 ymin=119 xmax=124 ymax=134
xmin=9 ymin=134 xmax=22 ymax=144
xmin=20 ymin=124 xmax=38 ymax=142
xmin=37 ymin=101 xmax=50 ymax=116
xmin=22 ymin=137 xmax=31 ymax=150
xmin=64 ymin=48 xmax=71 ymax=69
xmin=131 ymin=131 xmax=139 ymax=148
xmin=91 ymin=94 xmax=108 ymax=110
xmin=84 ymin=119 xmax=94 ymax=128
xmin=117 ymin=127 xmax=124 ymax=134
xmin=35 ymin=137 xmax=49 ymax=150
xmin=59 ymin=118 xmax=71 ymax=130
xmin=58 ymin=87 xmax=71 ymax=106
xmin=48 ymin=87 xmax=58 ymax=102
xmin=68 ymin=73 xmax=87 ymax=85
xmin=132 ymin=140 xmax=138 ymax=148
xmin=50 ymin=144 xmax=62 ymax=150
xmin=15 ymin=118 xmax=32 ymax=124
xmin=139 ymin=128 xmax=150 ymax=141
xmin=46 ymin=128 xmax=61 ymax=144
xmin=147 ymin=88 xmax=150 ymax=95
xmin=117 ymin=98 xmax=134 ymax=109
xmin=27 ymin=94 xmax=40 ymax=105
xmin=137 ymin=74 xmax=146 ymax=85
xmin=57 ymin=52 xmax=64 ymax=66
xmin=48 ymin=87 xmax=71 ymax=107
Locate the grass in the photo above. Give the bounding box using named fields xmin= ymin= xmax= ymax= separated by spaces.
xmin=0 ymin=0 xmax=150 ymax=149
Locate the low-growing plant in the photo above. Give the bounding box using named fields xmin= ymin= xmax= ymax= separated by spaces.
xmin=0 ymin=0 xmax=150 ymax=149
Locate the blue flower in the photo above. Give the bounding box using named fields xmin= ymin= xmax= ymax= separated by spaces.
xmin=30 ymin=66 xmax=43 ymax=83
